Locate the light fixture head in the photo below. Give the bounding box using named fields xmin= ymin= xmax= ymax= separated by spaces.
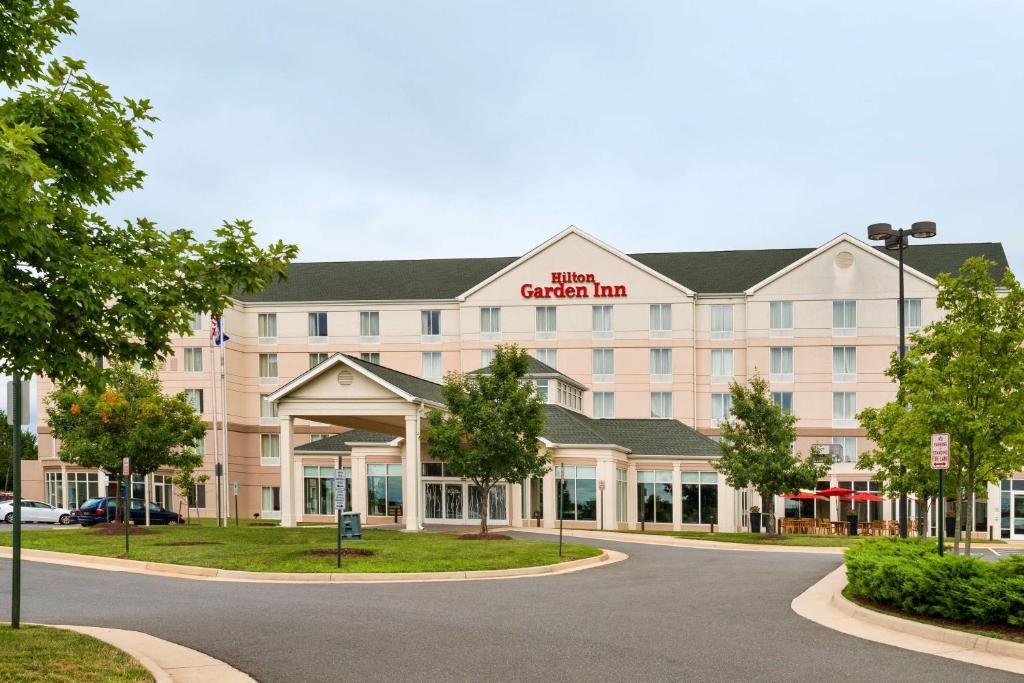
xmin=910 ymin=221 xmax=937 ymax=239
xmin=867 ymin=223 xmax=893 ymax=241
xmin=884 ymin=234 xmax=905 ymax=251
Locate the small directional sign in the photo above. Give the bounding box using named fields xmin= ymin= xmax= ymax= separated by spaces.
xmin=931 ymin=433 xmax=950 ymax=470
xmin=334 ymin=470 xmax=347 ymax=511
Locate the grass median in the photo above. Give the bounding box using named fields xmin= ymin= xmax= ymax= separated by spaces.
xmin=0 ymin=624 xmax=152 ymax=682
xmin=0 ymin=525 xmax=601 ymax=573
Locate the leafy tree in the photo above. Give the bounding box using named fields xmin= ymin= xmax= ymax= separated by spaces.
xmin=714 ymin=374 xmax=830 ymax=534
xmin=0 ymin=1 xmax=298 ymax=388
xmin=861 ymin=257 xmax=1024 ymax=555
xmin=425 ymin=345 xmax=547 ymax=535
xmin=0 ymin=410 xmax=38 ymax=492
xmin=171 ymin=460 xmax=209 ymax=526
xmin=46 ymin=364 xmax=205 ymax=523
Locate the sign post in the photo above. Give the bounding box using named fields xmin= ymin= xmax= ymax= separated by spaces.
xmin=122 ymin=457 xmax=130 ymax=555
xmin=558 ymin=469 xmax=565 ymax=557
xmin=233 ymin=481 xmax=239 ymax=526
xmin=8 ymin=375 xmax=28 ymax=629
xmin=931 ymin=433 xmax=950 ymax=556
xmin=335 ymin=461 xmax=347 ymax=569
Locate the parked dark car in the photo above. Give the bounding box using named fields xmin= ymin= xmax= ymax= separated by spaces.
xmin=72 ymin=497 xmax=182 ymax=526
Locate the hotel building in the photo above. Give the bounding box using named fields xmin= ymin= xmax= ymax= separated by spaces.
xmin=21 ymin=227 xmax=1020 ymax=538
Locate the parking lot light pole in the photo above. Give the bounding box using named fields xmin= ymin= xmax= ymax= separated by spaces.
xmin=11 ymin=373 xmax=23 ymax=629
xmin=867 ymin=221 xmax=938 ymax=538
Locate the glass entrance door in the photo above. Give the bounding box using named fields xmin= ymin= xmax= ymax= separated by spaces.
xmin=423 ymin=481 xmax=507 ymax=524
xmin=1014 ymin=494 xmax=1024 ymax=539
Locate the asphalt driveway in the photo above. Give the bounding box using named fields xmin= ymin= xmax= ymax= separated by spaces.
xmin=0 ymin=532 xmax=1017 ymax=682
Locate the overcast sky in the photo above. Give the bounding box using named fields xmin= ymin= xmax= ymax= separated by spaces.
xmin=57 ymin=1 xmax=1023 ymax=267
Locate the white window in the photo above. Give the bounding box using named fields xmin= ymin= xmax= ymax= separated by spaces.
xmin=259 ymin=353 xmax=278 ymax=382
xmin=360 ymin=352 xmax=380 ymax=364
xmin=258 ymin=313 xmax=277 ymax=343
xmin=308 ymin=311 xmax=328 ymax=341
xmin=535 ymin=379 xmax=549 ymax=402
xmin=189 ymin=312 xmax=204 ymax=332
xmin=903 ymin=299 xmax=922 ymax=332
xmin=616 ymin=468 xmax=628 ymax=522
xmin=593 ymin=348 xmax=614 ymax=383
xmin=771 ymin=391 xmax=793 ymax=415
xmin=480 ymin=307 xmax=501 ymax=340
xmin=260 ymin=394 xmax=278 ymax=425
xmin=710 ymin=349 xmax=733 ymax=384
xmin=769 ymin=347 xmax=794 ymax=383
xmin=650 ymin=348 xmax=672 ymax=383
xmin=711 ymin=392 xmax=732 ymax=426
xmin=833 ymin=300 xmax=857 ymax=337
xmin=770 ymin=301 xmax=793 ymax=337
xmin=261 ymin=486 xmax=281 ymax=518
xmin=480 ymin=348 xmax=495 ymax=368
xmin=535 ymin=348 xmax=557 ymax=369
xmin=557 ymin=382 xmax=583 ymax=412
xmin=650 ymin=392 xmax=673 ymax=418
xmin=185 ymin=388 xmax=203 ymax=413
xmin=832 ymin=346 xmax=857 ymax=382
xmin=309 ymin=433 xmax=329 ymax=442
xmin=650 ymin=304 xmax=672 ymax=338
xmin=593 ymin=392 xmax=615 ymax=418
xmin=422 ymin=352 xmax=443 ymax=382
xmin=592 ymin=305 xmax=613 ymax=339
xmin=421 ymin=310 xmax=441 ymax=340
xmin=45 ymin=472 xmax=63 ymax=508
xmin=309 ymin=352 xmax=329 ymax=369
xmin=260 ymin=433 xmax=281 ymax=464
xmin=183 ymin=347 xmax=203 ymax=373
xmin=535 ymin=306 xmax=556 ymax=339
xmin=359 ymin=311 xmax=380 ymax=342
xmin=710 ymin=305 xmax=734 ymax=340
xmin=832 ymin=436 xmax=858 ymax=464
xmin=832 ymin=392 xmax=857 ymax=427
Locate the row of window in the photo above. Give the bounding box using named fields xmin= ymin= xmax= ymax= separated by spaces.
xmin=237 ymin=300 xmax=924 ymax=344
xmin=554 ymin=466 xmax=719 ymax=524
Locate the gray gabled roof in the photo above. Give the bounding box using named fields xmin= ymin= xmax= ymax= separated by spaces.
xmin=343 ymin=354 xmax=445 ymax=405
xmin=541 ymin=405 xmax=720 ymax=457
xmin=236 ymin=242 xmax=1009 ymax=302
xmin=468 ymin=356 xmax=587 ymax=391
xmin=294 ymin=430 xmax=397 ymax=453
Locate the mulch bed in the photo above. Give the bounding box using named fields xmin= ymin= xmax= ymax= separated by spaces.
xmin=89 ymin=524 xmax=155 ymax=536
xmin=848 ymin=591 xmax=1024 ymax=643
xmin=305 ymin=548 xmax=375 ymax=558
xmin=458 ymin=533 xmax=512 ymax=541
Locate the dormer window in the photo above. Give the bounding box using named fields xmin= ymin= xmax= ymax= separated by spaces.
xmin=556 ymin=381 xmax=583 ymax=412
xmin=535 ymin=379 xmax=549 ymax=402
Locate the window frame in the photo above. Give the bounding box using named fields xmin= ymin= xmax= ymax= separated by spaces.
xmin=650 ymin=303 xmax=672 ymax=339
xmin=710 ymin=305 xmax=734 ymax=340
xmin=769 ymin=346 xmax=794 ymax=383
xmin=769 ymin=301 xmax=794 ymax=337
xmin=592 ymin=305 xmax=614 ymax=339
xmin=308 ymin=311 xmax=328 ymax=342
xmin=260 ymin=433 xmax=281 ymax=465
xmin=359 ymin=311 xmax=380 ymax=343
xmin=832 ymin=346 xmax=857 ymax=383
xmin=421 ymin=310 xmax=442 ymax=341
xmin=593 ymin=391 xmax=615 ymax=418
xmin=832 ymin=300 xmax=857 ymax=337
xmin=257 ymin=312 xmax=277 ymax=343
xmin=480 ymin=307 xmax=502 ymax=340
xmin=258 ymin=353 xmax=278 ymax=382
xmin=592 ymin=348 xmax=614 ymax=383
xmin=650 ymin=391 xmax=673 ymax=419
xmin=535 ymin=306 xmax=557 ymax=340
xmin=710 ymin=349 xmax=734 ymax=384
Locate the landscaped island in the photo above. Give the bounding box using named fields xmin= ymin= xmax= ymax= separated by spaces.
xmin=0 ymin=526 xmax=600 ymax=573
xmin=0 ymin=624 xmax=152 ymax=682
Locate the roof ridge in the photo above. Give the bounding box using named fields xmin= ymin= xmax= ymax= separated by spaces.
xmin=344 ymin=353 xmax=443 ymax=388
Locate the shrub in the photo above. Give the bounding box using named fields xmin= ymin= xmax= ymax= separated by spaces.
xmin=845 ymin=538 xmax=1024 ymax=627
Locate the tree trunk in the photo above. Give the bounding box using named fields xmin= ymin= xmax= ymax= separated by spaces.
xmin=953 ymin=495 xmax=962 ymax=556
xmin=762 ymin=493 xmax=776 ymax=534
xmin=479 ymin=484 xmax=490 ymax=536
xmin=964 ymin=492 xmax=974 ymax=556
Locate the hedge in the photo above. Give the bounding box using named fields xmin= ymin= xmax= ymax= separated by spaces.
xmin=845 ymin=538 xmax=1024 ymax=627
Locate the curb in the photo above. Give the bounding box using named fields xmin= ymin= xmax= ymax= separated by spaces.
xmin=513 ymin=527 xmax=847 ymax=554
xmin=0 ymin=545 xmax=625 ymax=583
xmin=792 ymin=565 xmax=1024 ymax=675
xmin=43 ymin=623 xmax=253 ymax=682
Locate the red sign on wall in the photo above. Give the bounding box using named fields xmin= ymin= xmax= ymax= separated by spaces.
xmin=521 ymin=272 xmax=628 ymax=299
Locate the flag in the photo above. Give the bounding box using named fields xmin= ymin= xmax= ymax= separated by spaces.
xmin=211 ymin=317 xmax=230 ymax=346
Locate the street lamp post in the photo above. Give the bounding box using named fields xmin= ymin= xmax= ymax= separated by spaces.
xmin=866 ymin=221 xmax=937 ymax=538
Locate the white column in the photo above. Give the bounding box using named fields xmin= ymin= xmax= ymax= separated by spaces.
xmin=403 ymin=414 xmax=420 ymax=532
xmin=718 ymin=483 xmax=737 ymax=532
xmin=510 ymin=481 xmax=523 ymax=527
xmin=671 ymin=464 xmax=682 ymax=531
xmin=351 ymin=453 xmax=368 ymax=522
xmin=522 ymin=478 xmax=532 ymax=527
xmin=626 ymin=463 xmax=638 ymax=529
xmin=542 ymin=466 xmax=556 ymax=529
xmin=280 ymin=416 xmax=296 ymax=527
xmin=60 ymin=465 xmax=68 ymax=510
xmin=144 ymin=473 xmax=151 ymax=526
xmin=596 ymin=457 xmax=615 ymax=531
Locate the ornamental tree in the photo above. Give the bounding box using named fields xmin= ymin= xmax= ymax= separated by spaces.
xmin=171 ymin=459 xmax=209 ymax=526
xmin=714 ymin=374 xmax=829 ymax=534
xmin=46 ymin=364 xmax=205 ymax=523
xmin=0 ymin=410 xmax=38 ymax=492
xmin=425 ymin=345 xmax=547 ymax=535
xmin=0 ymin=0 xmax=298 ymax=388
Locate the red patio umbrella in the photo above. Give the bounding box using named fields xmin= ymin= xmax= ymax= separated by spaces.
xmin=842 ymin=492 xmax=886 ymax=502
xmin=817 ymin=486 xmax=855 ymax=497
xmin=783 ymin=492 xmax=826 ymax=500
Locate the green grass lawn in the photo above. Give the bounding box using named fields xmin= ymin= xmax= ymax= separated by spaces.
xmin=0 ymin=624 xmax=152 ymax=682
xmin=0 ymin=525 xmax=600 ymax=573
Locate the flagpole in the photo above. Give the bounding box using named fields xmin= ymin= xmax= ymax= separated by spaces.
xmin=210 ymin=321 xmax=221 ymax=527
xmin=220 ymin=321 xmax=230 ymax=527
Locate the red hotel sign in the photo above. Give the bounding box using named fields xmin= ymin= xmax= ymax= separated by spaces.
xmin=521 ymin=272 xmax=628 ymax=299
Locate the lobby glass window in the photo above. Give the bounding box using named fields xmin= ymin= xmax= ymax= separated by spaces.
xmin=309 ymin=352 xmax=329 ymax=369
xmin=903 ymin=299 xmax=922 ymax=331
xmin=151 ymin=474 xmax=172 ymax=509
xmin=592 ymin=305 xmax=613 ymax=339
xmin=259 ymin=353 xmax=278 ymax=380
xmin=480 ymin=307 xmax=501 ymax=338
xmin=681 ymin=472 xmax=718 ymax=524
xmin=638 ymin=470 xmax=673 ymax=523
xmin=833 ymin=300 xmax=857 ymax=336
xmin=360 ymin=352 xmax=380 ymax=364
xmin=650 ymin=304 xmax=672 ymax=337
xmin=260 ymin=394 xmax=278 ymax=421
xmin=360 ymin=311 xmax=380 ymax=340
xmin=833 ymin=392 xmax=857 ymax=427
xmin=308 ymin=311 xmax=328 ymax=337
xmin=189 ymin=312 xmax=204 ymax=332
xmin=769 ymin=347 xmax=793 ymax=383
xmin=832 ymin=436 xmax=857 ymax=464
xmin=183 ymin=347 xmax=203 ymax=372
xmin=556 ymin=465 xmax=597 ymax=521
xmin=536 ymin=348 xmax=557 ymax=368
xmin=650 ymin=348 xmax=672 ymax=383
xmin=536 ymin=306 xmax=556 ymax=339
xmin=710 ymin=305 xmax=734 ymax=339
xmin=480 ymin=348 xmax=495 ymax=368
xmin=593 ymin=392 xmax=615 ymax=418
xmin=710 ymin=349 xmax=733 ymax=383
xmin=651 ymin=391 xmax=673 ymax=418
xmin=422 ymin=352 xmax=443 ymax=382
xmin=67 ymin=472 xmax=99 ymax=509
xmin=421 ymin=310 xmax=441 ymax=338
xmin=593 ymin=348 xmax=614 ymax=383
xmin=535 ymin=380 xmax=549 ymax=402
xmin=770 ymin=301 xmax=794 ymax=336
xmin=772 ymin=391 xmax=793 ymax=415
xmin=304 ymin=466 xmax=349 ymax=515
xmin=260 ymin=434 xmax=280 ymax=464
xmin=367 ymin=464 xmax=403 ymax=516
xmin=711 ymin=392 xmax=732 ymax=426
xmin=261 ymin=486 xmax=281 ymax=514
xmin=468 ymin=485 xmax=508 ymax=522
xmin=258 ymin=312 xmax=277 ymax=341
xmin=832 ymin=346 xmax=856 ymax=382
xmin=185 ymin=388 xmax=203 ymax=413
xmin=616 ymin=468 xmax=628 ymax=522
xmin=45 ymin=472 xmax=63 ymax=508
xmin=189 ymin=484 xmax=207 ymax=509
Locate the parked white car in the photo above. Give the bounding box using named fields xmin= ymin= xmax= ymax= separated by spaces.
xmin=0 ymin=500 xmax=73 ymax=525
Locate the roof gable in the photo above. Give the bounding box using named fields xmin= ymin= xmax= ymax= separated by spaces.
xmin=268 ymin=353 xmax=445 ymax=407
